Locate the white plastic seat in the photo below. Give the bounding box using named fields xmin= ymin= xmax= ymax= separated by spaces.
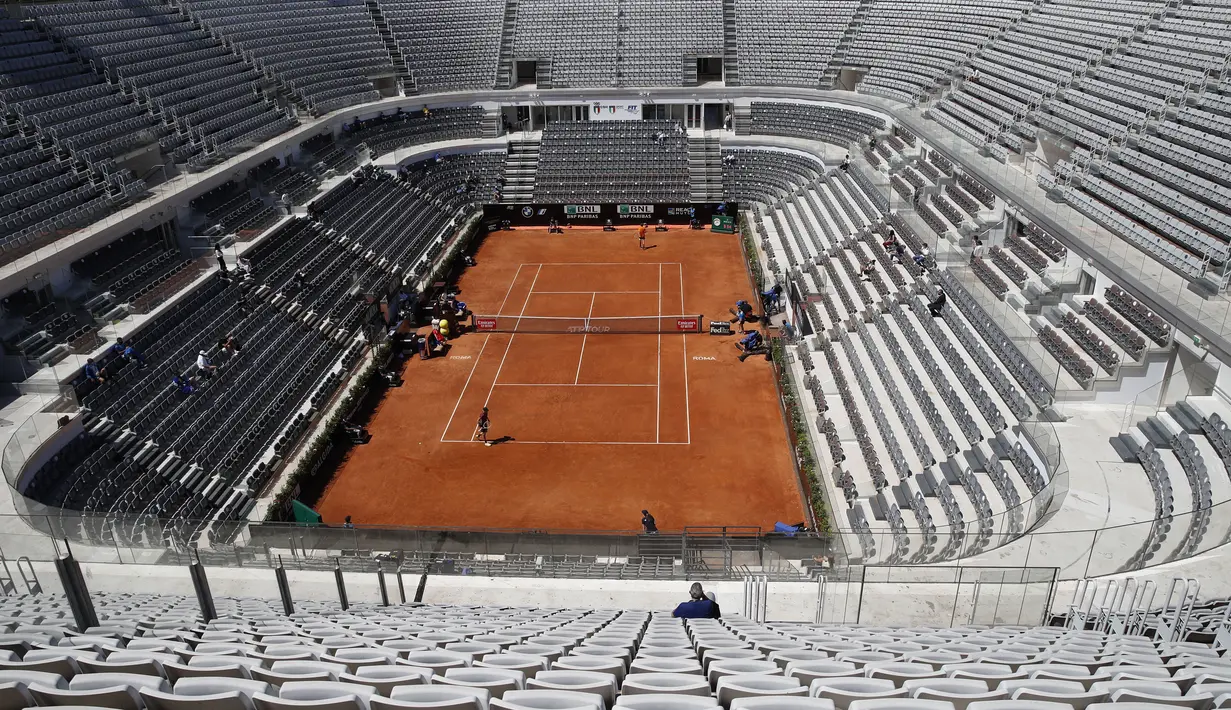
xmin=1000 ymin=679 xmax=1106 ymax=710
xmin=31 ymin=672 xmax=168 ymax=710
xmin=141 ymin=685 xmax=260 ymax=710
xmin=836 ymin=655 xmax=897 ymax=671
xmin=527 ymin=671 xmax=617 ymax=708
xmin=788 ymin=662 xmax=862 ymax=686
xmin=907 ymin=680 xmax=1006 ymax=710
xmin=620 ymin=673 xmax=712 ymax=697
xmin=704 ymin=652 xmax=767 ymax=674
xmin=492 ymin=690 xmax=603 ymax=710
xmin=402 ymin=652 xmax=473 ymax=675
xmin=867 ymin=663 xmax=943 ymax=686
xmin=254 ymin=690 xmax=366 ymax=710
xmin=730 ymin=699 xmax=835 ymax=710
xmin=846 ymin=699 xmax=955 ymax=710
xmin=966 ymin=702 xmax=1073 ymax=710
xmin=636 ymin=650 xmax=698 ymax=661
xmin=437 ymin=668 xmax=527 ymax=699
xmin=268 ymin=660 xmax=347 ymax=682
xmin=769 ymin=654 xmax=832 ymax=672
xmin=553 ymin=657 xmax=626 ymax=682
xmin=711 ymin=661 xmax=783 ymax=686
xmin=615 ymin=694 xmax=719 ymax=710
xmin=478 ymin=656 xmax=549 ymax=679
xmin=382 ymin=684 xmax=491 ymax=710
xmin=631 ymin=659 xmax=703 ymax=676
xmin=346 ymin=666 xmax=433 ymax=695
xmin=716 ymin=674 xmax=808 ymax=708
xmin=279 ymin=681 xmax=377 ymax=709
xmin=810 ymin=678 xmax=908 ymax=710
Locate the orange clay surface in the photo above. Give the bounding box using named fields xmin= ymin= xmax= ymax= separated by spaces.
xmin=315 ymin=227 xmax=806 ymax=531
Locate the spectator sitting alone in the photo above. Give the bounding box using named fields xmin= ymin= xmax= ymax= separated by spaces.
xmin=197 ymin=350 xmax=217 ymax=378
xmin=672 ymin=583 xmax=721 ymax=618
xmin=641 ymin=509 xmax=658 ymax=534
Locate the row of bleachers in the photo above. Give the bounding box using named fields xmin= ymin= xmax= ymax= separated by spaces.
xmin=0 ymin=10 xmax=148 ymax=263
xmin=532 ymin=121 xmax=689 ymax=204
xmin=24 ymin=1 xmax=293 ymax=170
xmin=4 ymin=591 xmax=1231 ymax=710
xmin=345 ymin=107 xmax=487 ymax=157
xmin=748 ymin=103 xmax=887 ymax=145
xmin=180 ymin=0 xmax=388 ymax=115
xmin=27 ymin=156 xmax=500 ymax=529
xmin=733 ymin=0 xmax=857 ymax=87
xmin=749 ymin=155 xmax=1051 ymax=562
xmin=850 ymin=0 xmax=1033 ymax=104
xmin=379 ymin=0 xmax=503 ymax=92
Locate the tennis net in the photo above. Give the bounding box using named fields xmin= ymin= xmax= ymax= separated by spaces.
xmin=472 ymin=315 xmax=704 ymax=334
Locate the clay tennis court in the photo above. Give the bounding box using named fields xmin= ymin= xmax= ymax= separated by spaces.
xmin=315 ymin=227 xmax=806 ymax=531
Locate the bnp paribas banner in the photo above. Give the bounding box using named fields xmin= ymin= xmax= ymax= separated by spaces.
xmin=485 ymin=203 xmax=739 ymax=226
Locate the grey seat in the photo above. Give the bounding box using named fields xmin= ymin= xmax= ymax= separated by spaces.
xmin=379 ymin=685 xmax=491 ymax=710
xmin=31 ymin=673 xmax=168 ymax=710
xmin=730 ymin=700 xmax=836 ymax=710
xmin=810 ymin=678 xmax=908 ymax=710
xmin=437 ymin=668 xmax=527 ymax=699
xmin=343 ymin=666 xmax=433 ymax=695
xmin=620 ymin=673 xmax=712 ymax=697
xmin=716 ymin=675 xmax=808 ymax=709
xmin=492 ymin=690 xmax=604 ymax=710
xmin=615 ymin=695 xmax=720 ymax=710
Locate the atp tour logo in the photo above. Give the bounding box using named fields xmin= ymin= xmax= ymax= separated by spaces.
xmin=521 ymin=206 xmax=533 ymax=217
xmin=567 ymin=324 xmax=612 ymax=333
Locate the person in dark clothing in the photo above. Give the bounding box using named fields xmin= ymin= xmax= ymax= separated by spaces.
xmin=122 ymin=339 xmax=146 ymax=368
xmin=172 ymin=374 xmax=195 ymax=395
xmin=929 ymin=289 xmax=947 ymax=317
xmin=641 ymin=509 xmax=658 ymax=534
xmin=83 ymin=358 xmax=104 ymax=385
xmin=215 ymin=243 xmax=227 ymax=274
xmin=672 ymin=582 xmax=721 ymax=618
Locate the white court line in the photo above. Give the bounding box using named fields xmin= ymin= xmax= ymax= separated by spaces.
xmin=483 ymin=264 xmax=542 ymax=408
xmin=656 ymin=263 xmax=662 ymax=444
xmin=439 ymin=264 xmax=525 ymax=442
xmin=529 ymin=262 xmax=682 ymax=266
xmin=534 ymin=291 xmax=659 ymax=294
xmin=680 ymin=263 xmax=691 ymax=445
xmin=441 ymin=439 xmax=690 ymax=446
xmin=495 ymin=383 xmax=656 ymax=387
xmin=574 ymin=292 xmax=596 ymax=385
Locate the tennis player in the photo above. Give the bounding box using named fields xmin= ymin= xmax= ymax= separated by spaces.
xmin=475 ymin=407 xmax=491 ymax=446
xmin=638 ymin=223 xmax=647 ymax=249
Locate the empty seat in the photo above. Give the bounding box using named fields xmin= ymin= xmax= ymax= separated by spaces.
xmin=716 ymin=675 xmax=809 ymax=708
xmin=621 ymin=673 xmax=713 ymax=697
xmin=492 ymin=690 xmax=604 ymax=710
xmin=437 ymin=668 xmax=526 ymax=699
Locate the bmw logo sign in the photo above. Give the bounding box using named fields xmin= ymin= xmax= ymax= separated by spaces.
xmin=521 ymin=206 xmax=533 ymax=218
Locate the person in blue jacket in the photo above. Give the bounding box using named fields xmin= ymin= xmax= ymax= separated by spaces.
xmin=672 ymin=583 xmax=721 ymax=619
